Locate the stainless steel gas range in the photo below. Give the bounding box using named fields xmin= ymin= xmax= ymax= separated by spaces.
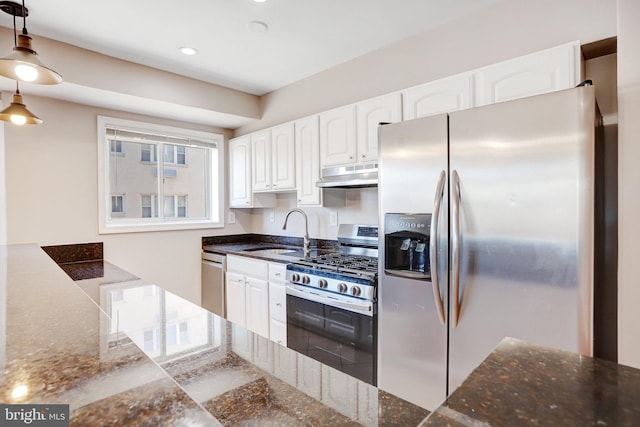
xmin=285 ymin=224 xmax=378 ymax=385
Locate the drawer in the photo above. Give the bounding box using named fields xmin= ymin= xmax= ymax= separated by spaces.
xmin=269 ymin=262 xmax=287 ymax=283
xmin=270 ymin=318 xmax=287 ymax=346
xmin=227 ymin=255 xmax=269 ymax=279
xmin=269 ymin=282 xmax=287 ymax=322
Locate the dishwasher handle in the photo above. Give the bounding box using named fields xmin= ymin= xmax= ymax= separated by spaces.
xmin=202 ymin=251 xmax=227 ymax=266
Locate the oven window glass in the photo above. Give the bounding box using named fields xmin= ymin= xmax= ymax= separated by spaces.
xmin=286 ymin=294 xmax=377 ymax=385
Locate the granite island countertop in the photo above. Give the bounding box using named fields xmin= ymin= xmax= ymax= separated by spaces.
xmin=0 ymin=244 xmax=427 ymax=426
xmin=3 ymin=243 xmax=640 ymax=426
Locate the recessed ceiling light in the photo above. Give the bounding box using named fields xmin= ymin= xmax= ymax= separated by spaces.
xmin=253 ymin=0 xmax=268 ymax=3
xmin=179 ymin=46 xmax=198 ymax=56
xmin=247 ymin=20 xmax=268 ymax=33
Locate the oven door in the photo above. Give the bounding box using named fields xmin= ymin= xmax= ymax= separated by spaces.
xmin=286 ymin=284 xmax=377 ymax=385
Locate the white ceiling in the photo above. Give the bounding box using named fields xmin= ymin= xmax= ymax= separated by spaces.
xmin=0 ymin=0 xmax=503 ymax=127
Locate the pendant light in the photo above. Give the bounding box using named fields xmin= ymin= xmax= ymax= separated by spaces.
xmin=0 ymin=1 xmax=62 ymax=84
xmin=0 ymin=81 xmax=42 ymax=125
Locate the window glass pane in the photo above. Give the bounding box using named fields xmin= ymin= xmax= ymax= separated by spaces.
xmin=177 ymin=146 xmax=186 ymax=165
xmin=164 ymin=196 xmax=175 ymax=217
xmin=111 ymin=195 xmax=123 ymax=213
xmin=177 ymin=196 xmax=187 ymax=217
xmin=109 ymin=140 xmax=158 ymax=220
xmin=101 ymin=117 xmax=223 ymax=232
xmin=141 ymin=144 xmax=156 ymax=162
xmin=166 ymin=324 xmax=177 ymax=346
xmin=164 ymin=145 xmax=175 ymax=163
xmin=163 ymin=145 xmax=209 ymax=220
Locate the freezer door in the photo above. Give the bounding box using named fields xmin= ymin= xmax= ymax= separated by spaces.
xmin=378 ymin=114 xmax=449 ymax=411
xmin=448 ymin=86 xmax=595 ymax=391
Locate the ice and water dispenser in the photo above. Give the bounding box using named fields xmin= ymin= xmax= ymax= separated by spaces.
xmin=384 ymin=213 xmax=432 ymax=280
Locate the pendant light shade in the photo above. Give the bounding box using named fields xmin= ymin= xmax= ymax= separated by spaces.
xmin=0 ymin=0 xmax=62 ymax=85
xmin=0 ymin=33 xmax=62 ymax=84
xmin=0 ymin=85 xmax=42 ymax=125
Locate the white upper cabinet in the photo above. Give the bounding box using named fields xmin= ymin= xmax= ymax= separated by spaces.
xmin=474 ymin=41 xmax=580 ymax=106
xmin=229 ymin=136 xmax=275 ymax=208
xmin=271 ymin=122 xmax=296 ymax=190
xmin=251 ymin=129 xmax=272 ymax=192
xmin=402 ymin=72 xmax=474 ymax=120
xmin=356 ymin=92 xmax=402 ymax=163
xmin=252 ymin=124 xmax=295 ymax=192
xmin=320 ymin=104 xmax=357 ymax=167
xmin=229 ymin=136 xmax=252 ymax=208
xmin=295 ymin=115 xmax=322 ymax=206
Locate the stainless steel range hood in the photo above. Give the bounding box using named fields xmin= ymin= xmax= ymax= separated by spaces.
xmin=316 ymin=163 xmax=378 ymax=188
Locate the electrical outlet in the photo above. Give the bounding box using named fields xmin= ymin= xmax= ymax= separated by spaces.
xmin=269 ymin=211 xmax=275 ymax=223
xmin=228 ymin=211 xmax=236 ymax=224
xmin=329 ymin=211 xmax=338 ymax=226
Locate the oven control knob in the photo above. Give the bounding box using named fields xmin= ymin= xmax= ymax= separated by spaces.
xmin=338 ymin=283 xmax=348 ymax=293
xmin=302 ymin=275 xmax=310 ymax=284
xmin=292 ymin=273 xmax=300 ymax=282
xmin=351 ymin=286 xmax=362 ymax=297
xmin=318 ymin=279 xmax=328 ymax=289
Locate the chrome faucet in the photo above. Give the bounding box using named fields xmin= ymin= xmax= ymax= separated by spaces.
xmin=282 ymin=208 xmax=310 ymax=257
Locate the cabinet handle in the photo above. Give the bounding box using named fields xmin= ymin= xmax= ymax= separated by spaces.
xmin=275 ymin=272 xmax=281 ymax=277
xmin=361 ymin=154 xmax=366 ymax=158
xmin=276 ymin=303 xmax=281 ymax=307
xmin=349 ymin=156 xmax=353 ymax=159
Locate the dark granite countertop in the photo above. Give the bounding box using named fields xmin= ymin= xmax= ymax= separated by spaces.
xmin=1 ymin=244 xmax=427 ymax=426
xmin=202 ymin=233 xmax=339 ymax=263
xmin=422 ymin=337 xmax=640 ymax=426
xmin=5 ymin=243 xmax=640 ymax=426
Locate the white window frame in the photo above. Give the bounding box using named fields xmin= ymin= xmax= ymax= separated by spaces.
xmin=97 ymin=116 xmax=224 ymax=233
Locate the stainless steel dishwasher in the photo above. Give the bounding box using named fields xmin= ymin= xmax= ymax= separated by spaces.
xmin=201 ymin=251 xmax=226 ymax=318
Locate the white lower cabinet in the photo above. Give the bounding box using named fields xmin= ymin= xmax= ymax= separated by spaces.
xmin=246 ymin=277 xmax=269 ymax=338
xmin=268 ymin=262 xmax=287 ymax=345
xmin=226 ymin=255 xmax=270 ymax=338
xmin=225 ymin=271 xmax=246 ymax=327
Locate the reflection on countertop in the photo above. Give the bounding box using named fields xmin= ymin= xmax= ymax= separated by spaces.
xmin=1 ymin=244 xmax=427 ymax=426
xmin=4 ymin=243 xmax=640 ymax=426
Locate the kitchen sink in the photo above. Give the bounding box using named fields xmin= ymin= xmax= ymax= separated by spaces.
xmin=243 ymin=247 xmax=298 ymax=255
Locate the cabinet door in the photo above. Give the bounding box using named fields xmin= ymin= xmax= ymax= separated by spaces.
xmin=320 ymin=104 xmax=357 ymax=167
xmin=251 ymin=129 xmax=272 ymax=192
xmin=270 ymin=318 xmax=287 ymax=346
xmin=245 ymin=277 xmax=270 ymax=338
xmin=229 ymin=136 xmax=252 ymax=208
xmin=356 ymin=93 xmax=401 ymax=163
xmin=271 ymin=122 xmax=296 ymax=190
xmin=402 ymin=72 xmax=474 ymax=120
xmin=226 ymin=272 xmax=246 ymax=327
xmin=269 ymin=282 xmax=286 ymax=323
xmin=295 ymin=115 xmax=322 ymax=206
xmin=474 ymin=41 xmax=579 ymax=106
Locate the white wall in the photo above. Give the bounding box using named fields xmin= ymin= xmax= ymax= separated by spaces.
xmin=249 ymin=189 xmax=378 ymax=240
xmin=617 ymin=0 xmax=640 ymax=369
xmin=3 ymin=95 xmax=250 ymax=304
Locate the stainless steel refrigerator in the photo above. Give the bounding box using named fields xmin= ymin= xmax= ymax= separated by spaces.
xmin=377 ymin=85 xmax=598 ymax=410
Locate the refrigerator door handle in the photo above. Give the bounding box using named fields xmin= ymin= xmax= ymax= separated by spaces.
xmin=430 ymin=170 xmax=447 ymax=325
xmin=451 ymin=169 xmax=462 ymax=327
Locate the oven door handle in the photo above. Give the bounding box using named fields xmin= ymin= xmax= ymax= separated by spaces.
xmin=286 ymin=285 xmax=375 ymax=317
